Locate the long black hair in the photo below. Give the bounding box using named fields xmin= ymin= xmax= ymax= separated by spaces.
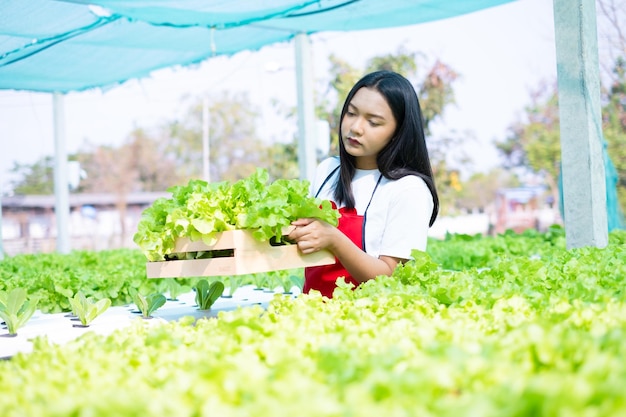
xmin=335 ymin=70 xmax=439 ymax=227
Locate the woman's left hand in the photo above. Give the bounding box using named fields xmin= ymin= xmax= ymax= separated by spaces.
xmin=287 ymin=218 xmax=338 ymax=254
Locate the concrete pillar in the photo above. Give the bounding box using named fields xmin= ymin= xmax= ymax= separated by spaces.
xmin=553 ymin=0 xmax=608 ymax=249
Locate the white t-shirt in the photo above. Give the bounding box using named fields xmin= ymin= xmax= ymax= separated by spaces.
xmin=311 ymin=157 xmax=434 ymax=259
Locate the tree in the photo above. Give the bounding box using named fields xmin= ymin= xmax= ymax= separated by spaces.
xmin=266 ymin=140 xmax=299 ymax=181
xmin=495 ymin=1 xmax=626 ymax=217
xmin=603 ymin=57 xmax=626 ymax=211
xmin=163 ymin=91 xmax=275 ymax=183
xmin=9 ymin=156 xmax=56 ymax=195
xmin=263 ymin=97 xmax=301 ymax=181
xmin=596 ymin=0 xmax=626 ymax=211
xmin=497 ymin=75 xmax=626 ymax=217
xmin=126 ymin=128 xmax=181 ymax=192
xmin=496 ymin=82 xmax=561 ymax=209
xmin=417 ymin=59 xmax=459 ymax=136
xmin=75 ymin=129 xmax=181 ymax=244
xmin=76 ymin=143 xmax=138 ymax=245
xmin=596 ymin=0 xmax=626 ymax=84
xmin=455 ymin=168 xmax=520 ymax=213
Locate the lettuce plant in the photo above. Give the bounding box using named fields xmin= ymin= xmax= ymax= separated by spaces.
xmin=279 ymin=272 xmax=304 ymax=294
xmin=222 ymin=275 xmax=243 ymax=298
xmin=263 ymin=269 xmax=304 ymax=294
xmin=194 ymin=280 xmax=224 ymax=310
xmin=129 ymin=289 xmax=166 ymax=319
xmin=166 ymin=280 xmax=191 ymax=301
xmin=251 ymin=273 xmax=269 ymax=291
xmin=68 ymin=291 xmax=111 ymax=327
xmin=0 ymin=288 xmax=37 ymax=336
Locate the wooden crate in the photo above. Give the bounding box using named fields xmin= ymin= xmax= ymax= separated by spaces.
xmin=146 ymin=228 xmax=335 ymax=278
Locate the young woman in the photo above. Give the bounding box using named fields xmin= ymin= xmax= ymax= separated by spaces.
xmin=288 ymin=70 xmax=439 ymax=298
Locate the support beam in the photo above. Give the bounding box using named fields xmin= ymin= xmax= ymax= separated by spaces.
xmin=53 ymin=93 xmax=71 ymax=254
xmin=553 ymin=0 xmax=607 ymax=249
xmin=202 ymin=97 xmax=211 ymax=183
xmin=294 ymin=33 xmax=317 ymax=182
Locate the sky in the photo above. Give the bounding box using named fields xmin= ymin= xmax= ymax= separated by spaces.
xmin=0 ymin=0 xmax=557 ymax=193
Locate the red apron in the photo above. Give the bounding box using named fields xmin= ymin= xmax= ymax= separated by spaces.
xmin=303 ymin=206 xmax=363 ymax=298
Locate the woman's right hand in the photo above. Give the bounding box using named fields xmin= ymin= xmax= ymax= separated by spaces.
xmin=287 ymin=218 xmax=338 ymax=255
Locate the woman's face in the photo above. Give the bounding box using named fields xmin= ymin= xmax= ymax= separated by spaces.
xmin=340 ymin=87 xmax=397 ymax=170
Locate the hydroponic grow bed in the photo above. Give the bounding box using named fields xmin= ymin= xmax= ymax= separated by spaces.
xmin=0 ymin=285 xmax=293 ymax=359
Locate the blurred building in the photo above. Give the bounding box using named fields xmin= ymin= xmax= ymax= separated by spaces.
xmin=492 ymin=186 xmax=561 ymax=235
xmin=1 ymin=192 xmax=168 ymax=255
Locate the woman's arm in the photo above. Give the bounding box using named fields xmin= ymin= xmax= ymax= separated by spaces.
xmin=287 ymin=218 xmax=404 ymax=283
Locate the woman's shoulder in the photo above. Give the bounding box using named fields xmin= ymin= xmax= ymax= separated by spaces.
xmin=383 ymin=174 xmax=434 ymax=214
xmin=385 ymin=173 xmax=430 ymax=193
xmin=317 ymin=156 xmax=340 ymax=174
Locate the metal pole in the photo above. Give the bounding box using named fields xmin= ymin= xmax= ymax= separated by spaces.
xmin=53 ymin=92 xmax=71 ymax=253
xmin=202 ymin=97 xmax=211 ymax=183
xmin=294 ymin=33 xmax=317 ymax=182
xmin=553 ymin=0 xmax=607 ymax=249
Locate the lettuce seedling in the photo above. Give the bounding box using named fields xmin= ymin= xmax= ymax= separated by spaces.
xmin=194 ymin=279 xmax=224 ymax=310
xmin=129 ymin=288 xmax=166 ymax=319
xmin=0 ymin=288 xmax=38 ymax=336
xmin=277 ymin=273 xmax=303 ymax=294
xmin=222 ymin=275 xmax=243 ymax=298
xmin=251 ymin=273 xmax=269 ymax=291
xmin=68 ymin=291 xmax=111 ymax=327
xmin=166 ymin=280 xmax=191 ymax=301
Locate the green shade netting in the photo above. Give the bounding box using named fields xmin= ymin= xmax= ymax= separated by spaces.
xmin=558 ymin=143 xmax=625 ymax=232
xmin=604 ymin=145 xmax=626 ymax=231
xmin=0 ymin=0 xmax=516 ymax=93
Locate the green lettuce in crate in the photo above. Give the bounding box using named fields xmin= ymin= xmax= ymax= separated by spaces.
xmin=134 ymin=168 xmax=339 ymax=261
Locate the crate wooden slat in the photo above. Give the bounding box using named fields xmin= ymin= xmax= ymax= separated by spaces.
xmin=146 ymin=228 xmax=335 ymax=278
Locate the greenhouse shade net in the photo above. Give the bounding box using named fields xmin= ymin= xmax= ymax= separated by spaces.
xmin=558 ymin=144 xmax=626 ymax=232
xmin=0 ymin=0 xmax=515 ymax=93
